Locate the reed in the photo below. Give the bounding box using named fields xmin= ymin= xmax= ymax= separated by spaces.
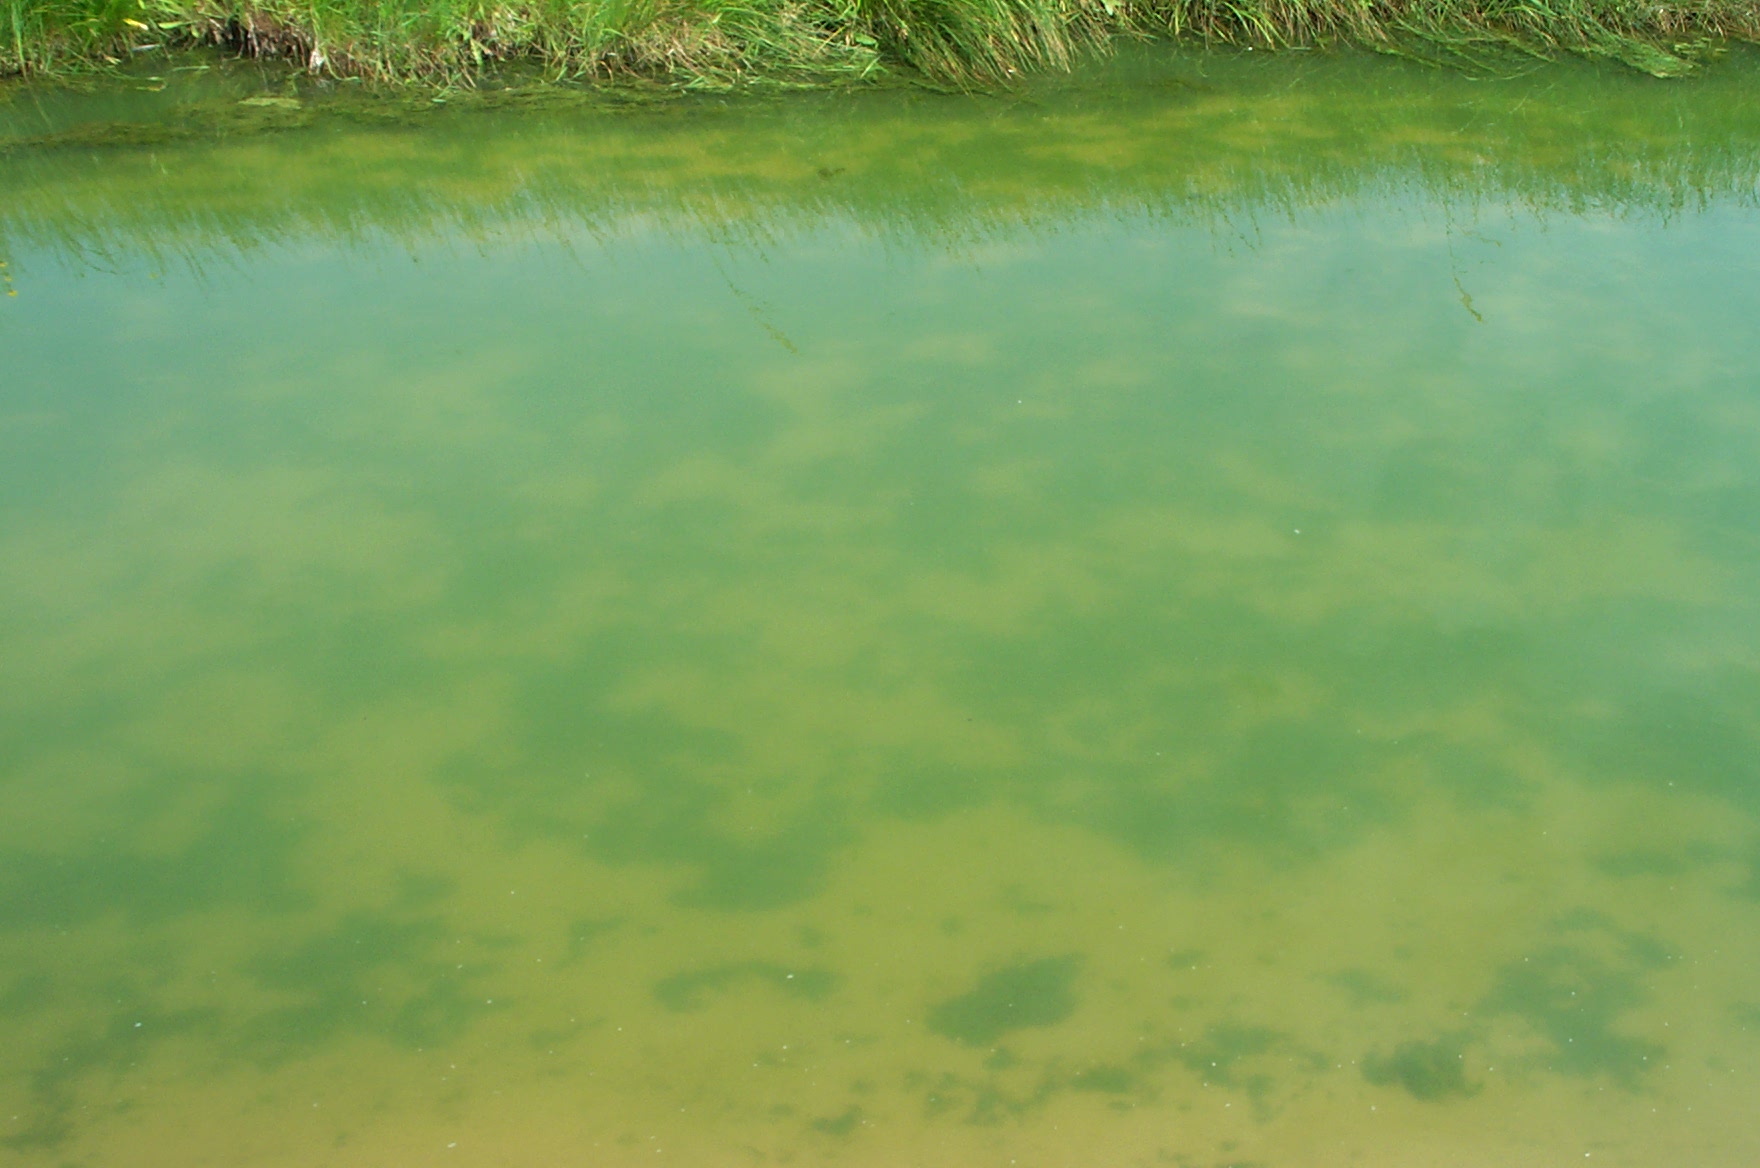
xmin=2 ymin=0 xmax=1756 ymax=84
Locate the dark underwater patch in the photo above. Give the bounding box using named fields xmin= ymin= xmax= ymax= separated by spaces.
xmin=0 ymin=776 xmax=309 ymax=930
xmin=653 ymin=961 xmax=839 ymax=1012
xmin=928 ymin=955 xmax=1081 ymax=1045
xmin=2 ymin=1000 xmax=217 ymax=1152
xmin=1362 ymin=1033 xmax=1479 ymax=1100
xmin=432 ymin=666 xmax=854 ymax=912
xmin=1327 ymin=967 xmax=1406 ymax=1006
xmin=241 ymin=907 xmax=495 ymax=1063
xmin=1478 ymin=942 xmax=1664 ymax=1086
xmin=1171 ymin=1023 xmax=1285 ymax=1092
xmin=809 ymin=1104 xmax=863 ymax=1136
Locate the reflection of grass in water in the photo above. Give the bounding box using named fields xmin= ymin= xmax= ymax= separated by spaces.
xmin=5 ymin=50 xmax=1760 ymax=272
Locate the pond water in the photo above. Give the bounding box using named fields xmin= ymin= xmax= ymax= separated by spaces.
xmin=3 ymin=46 xmax=1760 ymax=1168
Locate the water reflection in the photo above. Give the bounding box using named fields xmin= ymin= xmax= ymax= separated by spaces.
xmin=2 ymin=47 xmax=1759 ymax=1168
xmin=3 ymin=49 xmax=1759 ymax=269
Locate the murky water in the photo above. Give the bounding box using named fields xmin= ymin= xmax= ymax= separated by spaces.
xmin=3 ymin=47 xmax=1760 ymax=1168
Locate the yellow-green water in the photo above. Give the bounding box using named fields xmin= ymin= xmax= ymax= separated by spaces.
xmin=3 ymin=48 xmax=1760 ymax=1168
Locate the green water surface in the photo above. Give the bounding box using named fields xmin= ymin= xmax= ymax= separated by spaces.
xmin=3 ymin=48 xmax=1760 ymax=1168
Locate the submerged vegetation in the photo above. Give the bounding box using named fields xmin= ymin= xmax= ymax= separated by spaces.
xmin=1 ymin=0 xmax=1756 ymax=85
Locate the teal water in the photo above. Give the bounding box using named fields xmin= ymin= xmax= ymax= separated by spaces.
xmin=3 ymin=49 xmax=1760 ymax=1168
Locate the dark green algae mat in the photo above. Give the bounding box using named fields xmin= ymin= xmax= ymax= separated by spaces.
xmin=3 ymin=45 xmax=1760 ymax=1168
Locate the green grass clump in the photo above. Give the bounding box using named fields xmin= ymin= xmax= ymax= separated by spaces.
xmin=3 ymin=0 xmax=1757 ymax=84
xmin=5 ymin=0 xmax=141 ymax=74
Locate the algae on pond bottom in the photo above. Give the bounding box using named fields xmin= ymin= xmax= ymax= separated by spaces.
xmin=2 ymin=50 xmax=1760 ymax=1168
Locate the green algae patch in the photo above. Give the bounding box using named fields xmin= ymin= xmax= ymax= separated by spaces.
xmin=928 ymin=956 xmax=1082 ymax=1045
xmin=654 ymin=962 xmax=841 ymax=1011
xmin=1362 ymin=1034 xmax=1480 ymax=1101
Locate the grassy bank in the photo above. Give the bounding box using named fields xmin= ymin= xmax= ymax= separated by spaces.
xmin=3 ymin=0 xmax=1757 ymax=85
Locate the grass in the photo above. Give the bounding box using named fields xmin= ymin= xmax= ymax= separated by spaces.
xmin=1 ymin=0 xmax=1756 ymax=85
